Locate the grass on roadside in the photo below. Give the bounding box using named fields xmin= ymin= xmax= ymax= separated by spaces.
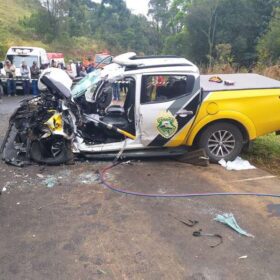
xmin=243 ymin=133 xmax=280 ymax=176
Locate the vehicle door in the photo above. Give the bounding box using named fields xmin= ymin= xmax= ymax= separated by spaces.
xmin=138 ymin=73 xmax=201 ymax=147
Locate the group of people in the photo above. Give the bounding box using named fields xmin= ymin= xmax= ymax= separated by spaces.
xmin=0 ymin=59 xmax=41 ymax=98
xmin=50 ymin=59 xmax=96 ymax=80
xmin=65 ymin=61 xmax=96 ymax=79
xmin=0 ymin=58 xmax=105 ymax=103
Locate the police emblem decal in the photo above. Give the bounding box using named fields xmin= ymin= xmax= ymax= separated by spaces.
xmin=156 ymin=111 xmax=178 ymax=139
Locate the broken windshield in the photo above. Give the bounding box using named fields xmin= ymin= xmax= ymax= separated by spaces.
xmin=71 ymin=69 xmax=102 ymax=98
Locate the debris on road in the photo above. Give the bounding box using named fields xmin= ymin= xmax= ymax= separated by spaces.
xmin=172 ymin=215 xmax=222 ymax=247
xmin=79 ymin=172 xmax=99 ymax=184
xmin=175 ymin=149 xmax=209 ymax=167
xmin=96 ymin=269 xmax=106 ymax=275
xmin=192 ymin=229 xmax=223 ymax=248
xmin=239 ymin=255 xmax=248 ymax=259
xmin=172 ymin=215 xmax=198 ymax=227
xmin=1 ymin=182 xmax=11 ymax=193
xmin=42 ymin=176 xmax=58 ymax=188
xmin=214 ymin=213 xmax=254 ymax=237
xmin=219 ymin=157 xmax=256 ymax=171
xmin=120 ymin=160 xmax=133 ymax=165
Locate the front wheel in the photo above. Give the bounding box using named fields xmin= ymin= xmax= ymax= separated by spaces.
xmin=30 ymin=136 xmax=73 ymax=165
xmin=197 ymin=122 xmax=244 ymax=163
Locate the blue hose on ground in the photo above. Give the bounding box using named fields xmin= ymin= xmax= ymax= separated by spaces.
xmin=99 ymin=163 xmax=280 ymax=199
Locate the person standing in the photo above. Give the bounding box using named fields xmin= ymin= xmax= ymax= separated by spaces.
xmin=79 ymin=66 xmax=87 ymax=77
xmin=66 ymin=63 xmax=75 ymax=79
xmin=69 ymin=60 xmax=77 ymax=78
xmin=20 ymin=61 xmax=30 ymax=96
xmin=0 ymin=62 xmax=4 ymax=103
xmin=4 ymin=60 xmax=16 ymax=96
xmin=51 ymin=59 xmax=57 ymax=68
xmin=112 ymin=82 xmax=120 ymax=101
xmin=86 ymin=63 xmax=95 ymax=73
xmin=30 ymin=61 xmax=40 ymax=96
xmin=0 ymin=80 xmax=3 ymax=104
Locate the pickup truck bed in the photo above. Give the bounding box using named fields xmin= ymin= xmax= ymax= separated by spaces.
xmin=201 ymin=73 xmax=280 ymax=92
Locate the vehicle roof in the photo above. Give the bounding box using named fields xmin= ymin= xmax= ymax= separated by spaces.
xmin=7 ymin=46 xmax=46 ymax=53
xmin=201 ymin=73 xmax=280 ymax=91
xmin=113 ymin=52 xmax=198 ymax=73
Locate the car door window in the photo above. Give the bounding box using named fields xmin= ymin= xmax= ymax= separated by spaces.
xmin=141 ymin=75 xmax=194 ymax=104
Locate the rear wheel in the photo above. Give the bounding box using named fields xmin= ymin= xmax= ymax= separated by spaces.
xmin=197 ymin=122 xmax=243 ymax=163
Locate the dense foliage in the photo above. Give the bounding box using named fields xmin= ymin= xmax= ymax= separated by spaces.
xmin=4 ymin=0 xmax=280 ymax=66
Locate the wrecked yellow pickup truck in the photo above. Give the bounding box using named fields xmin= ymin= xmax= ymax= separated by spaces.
xmin=1 ymin=53 xmax=280 ymax=166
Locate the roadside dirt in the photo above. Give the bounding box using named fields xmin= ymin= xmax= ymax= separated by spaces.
xmin=1 ymin=96 xmax=280 ymax=280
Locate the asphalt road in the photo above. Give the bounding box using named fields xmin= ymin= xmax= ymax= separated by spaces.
xmin=0 ymin=96 xmax=280 ymax=280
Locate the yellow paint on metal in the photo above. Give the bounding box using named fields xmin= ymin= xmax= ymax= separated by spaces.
xmin=118 ymin=129 xmax=136 ymax=140
xmin=186 ymin=88 xmax=280 ymax=145
xmin=165 ymin=121 xmax=194 ymax=147
xmin=206 ymin=102 xmax=219 ymax=115
xmin=45 ymin=112 xmax=63 ymax=133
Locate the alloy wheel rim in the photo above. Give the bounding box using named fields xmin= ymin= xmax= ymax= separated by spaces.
xmin=51 ymin=141 xmax=63 ymax=157
xmin=208 ymin=130 xmax=235 ymax=158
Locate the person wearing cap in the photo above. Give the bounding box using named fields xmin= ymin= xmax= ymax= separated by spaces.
xmin=31 ymin=61 xmax=40 ymax=96
xmin=20 ymin=61 xmax=31 ymax=95
xmin=4 ymin=60 xmax=16 ymax=96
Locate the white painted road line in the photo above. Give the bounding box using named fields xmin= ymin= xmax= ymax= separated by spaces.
xmin=231 ymin=175 xmax=277 ymax=182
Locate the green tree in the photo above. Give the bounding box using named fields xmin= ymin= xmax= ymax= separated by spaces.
xmin=257 ymin=7 xmax=280 ymax=64
xmin=148 ymin=0 xmax=172 ymax=52
xmin=187 ymin=0 xmax=220 ymax=66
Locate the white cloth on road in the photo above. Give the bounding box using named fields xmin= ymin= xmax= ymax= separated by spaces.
xmin=219 ymin=157 xmax=256 ymax=171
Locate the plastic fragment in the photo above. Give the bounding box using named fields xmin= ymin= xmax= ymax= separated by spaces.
xmin=97 ymin=269 xmax=106 ymax=275
xmin=2 ymin=187 xmax=7 ymax=192
xmin=214 ymin=213 xmax=254 ymax=238
xmin=239 ymin=255 xmax=248 ymax=259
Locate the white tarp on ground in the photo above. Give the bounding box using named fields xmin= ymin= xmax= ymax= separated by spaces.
xmin=219 ymin=157 xmax=256 ymax=171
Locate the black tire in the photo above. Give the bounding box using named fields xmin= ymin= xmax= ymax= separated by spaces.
xmin=197 ymin=122 xmax=243 ymax=163
xmin=30 ymin=136 xmax=72 ymax=165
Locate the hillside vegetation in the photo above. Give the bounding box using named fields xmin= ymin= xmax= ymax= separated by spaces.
xmin=0 ymin=0 xmax=102 ymax=60
xmin=1 ymin=0 xmax=280 ymax=69
xmin=0 ymin=0 xmax=46 ymax=56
